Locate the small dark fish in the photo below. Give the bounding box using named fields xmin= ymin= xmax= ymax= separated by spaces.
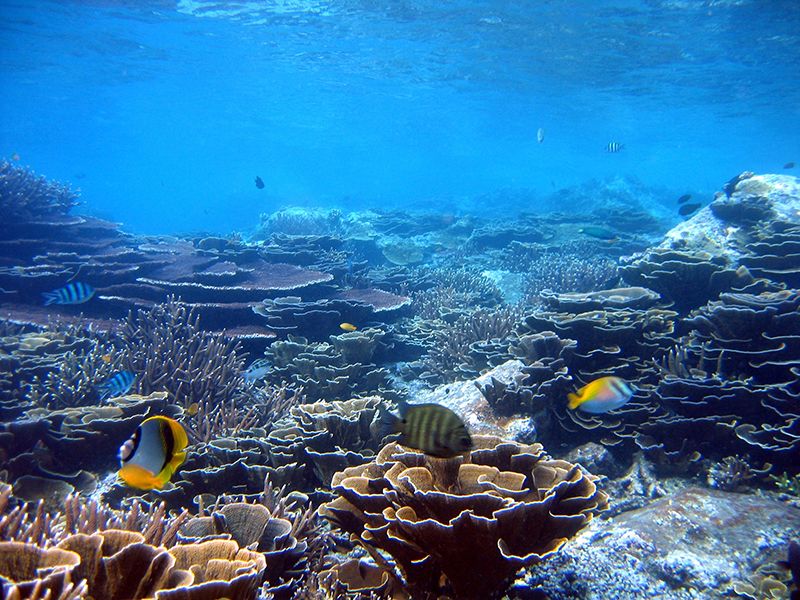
xmin=678 ymin=202 xmax=702 ymax=217
xmin=676 ymin=194 xmax=692 ymax=204
xmin=578 ymin=226 xmax=618 ymax=241
xmin=98 ymin=370 xmax=136 ymax=400
xmin=784 ymin=162 xmax=796 ymax=169
xmin=255 ymin=176 xmax=265 ymax=189
xmin=42 ymin=282 xmax=95 ymax=306
xmin=377 ymin=401 xmax=472 ymax=458
xmin=606 ymin=141 xmax=624 ymax=153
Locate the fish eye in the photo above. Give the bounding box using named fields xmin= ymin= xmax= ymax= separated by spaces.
xmin=460 ymin=436 xmax=471 ymax=447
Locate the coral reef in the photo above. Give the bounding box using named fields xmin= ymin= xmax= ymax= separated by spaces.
xmin=265 ymin=331 xmax=392 ymax=402
xmin=0 ymin=478 xmax=321 ymax=600
xmin=321 ymin=435 xmax=607 ymax=599
xmin=520 ymin=487 xmax=800 ymax=600
xmin=0 ymin=161 xmax=78 ymax=226
xmin=121 ymin=299 xmax=245 ymax=410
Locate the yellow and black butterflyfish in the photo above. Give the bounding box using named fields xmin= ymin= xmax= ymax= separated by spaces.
xmin=118 ymin=416 xmax=188 ymax=490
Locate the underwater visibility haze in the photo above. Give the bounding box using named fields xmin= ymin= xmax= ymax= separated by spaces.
xmin=0 ymin=1 xmax=799 ymax=599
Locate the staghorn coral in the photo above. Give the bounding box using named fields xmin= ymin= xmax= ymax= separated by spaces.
xmin=508 ymin=240 xmax=620 ymax=302
xmin=320 ymin=434 xmax=607 ymax=600
xmin=416 ymin=305 xmax=524 ymax=383
xmin=0 ymin=476 xmax=323 ymax=599
xmin=122 ymin=298 xmax=246 ymax=409
xmin=0 ymin=485 xmax=188 ymax=549
xmin=0 ymin=160 xmax=78 ymax=225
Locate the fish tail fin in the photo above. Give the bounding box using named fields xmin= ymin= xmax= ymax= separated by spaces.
xmin=42 ymin=292 xmax=57 ymax=306
xmin=567 ymin=392 xmax=582 ymax=410
xmin=374 ymin=403 xmax=401 ymax=442
xmin=153 ymin=467 xmax=174 ymax=490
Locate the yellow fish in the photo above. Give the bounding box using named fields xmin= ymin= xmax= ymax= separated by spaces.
xmin=118 ymin=416 xmax=188 ymax=490
xmin=101 ymin=354 xmax=112 ymax=364
xmin=567 ymin=376 xmax=633 ymax=414
xmin=185 ymin=402 xmax=199 ymax=417
xmin=339 ymin=322 xmax=357 ymax=332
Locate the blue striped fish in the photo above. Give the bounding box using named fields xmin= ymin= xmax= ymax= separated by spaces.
xmin=42 ymin=282 xmax=95 ymax=306
xmin=606 ymin=141 xmax=624 ymax=153
xmin=98 ymin=370 xmax=136 ymax=400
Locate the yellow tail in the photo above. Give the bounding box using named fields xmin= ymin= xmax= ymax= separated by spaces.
xmin=567 ymin=392 xmax=582 ymax=410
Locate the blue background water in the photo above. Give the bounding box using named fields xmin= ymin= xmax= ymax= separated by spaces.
xmin=0 ymin=0 xmax=798 ymax=234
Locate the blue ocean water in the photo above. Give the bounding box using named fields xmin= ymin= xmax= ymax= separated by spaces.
xmin=0 ymin=0 xmax=799 ymax=234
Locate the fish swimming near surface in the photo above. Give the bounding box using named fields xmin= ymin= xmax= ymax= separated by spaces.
xmin=578 ymin=226 xmax=619 ymax=241
xmin=678 ymin=202 xmax=702 ymax=217
xmin=42 ymin=282 xmax=95 ymax=306
xmin=677 ymin=194 xmax=692 ymax=204
xmin=118 ymin=416 xmax=188 ymax=490
xmin=98 ymin=370 xmax=136 ymax=400
xmin=567 ymin=376 xmax=634 ymax=414
xmin=784 ymin=162 xmax=796 ymax=169
xmin=606 ymin=141 xmax=624 ymax=153
xmin=537 ymin=127 xmax=545 ymax=144
xmin=255 ymin=176 xmax=265 ymax=189
xmin=339 ymin=322 xmax=358 ymax=332
xmin=243 ymin=357 xmax=270 ymax=382
xmin=377 ymin=401 xmax=472 ymax=458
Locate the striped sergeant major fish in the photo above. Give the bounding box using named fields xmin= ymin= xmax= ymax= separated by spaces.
xmin=98 ymin=370 xmax=136 ymax=400
xmin=377 ymin=400 xmax=472 ymax=458
xmin=118 ymin=416 xmax=188 ymax=490
xmin=42 ymin=282 xmax=95 ymax=306
xmin=606 ymin=141 xmax=624 ymax=153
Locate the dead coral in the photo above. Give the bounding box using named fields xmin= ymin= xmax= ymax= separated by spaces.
xmin=321 ymin=435 xmax=607 ymax=600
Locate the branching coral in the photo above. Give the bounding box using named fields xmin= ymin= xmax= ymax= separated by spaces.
xmin=0 ymin=476 xmax=321 ymax=600
xmin=122 ymin=298 xmax=246 ymax=408
xmin=418 ymin=306 xmax=524 ymax=383
xmin=320 ymin=435 xmax=607 ymax=600
xmin=506 ymin=240 xmax=620 ymax=302
xmin=0 ymin=160 xmax=78 ymax=225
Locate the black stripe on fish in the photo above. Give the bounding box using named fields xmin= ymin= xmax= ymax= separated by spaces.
xmin=160 ymin=419 xmax=175 ymax=472
xmin=606 ymin=142 xmax=624 ymax=153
